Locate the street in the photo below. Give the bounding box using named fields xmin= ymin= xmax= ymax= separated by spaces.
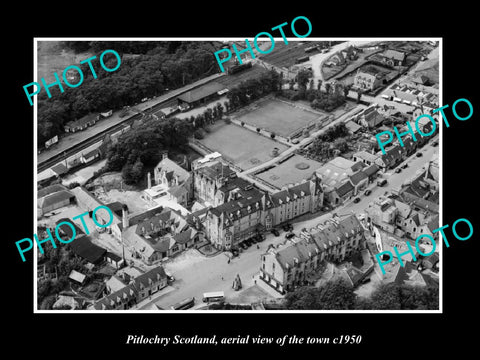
xmin=138 ymin=138 xmax=437 ymax=310
xmin=149 ymin=234 xmax=286 ymax=310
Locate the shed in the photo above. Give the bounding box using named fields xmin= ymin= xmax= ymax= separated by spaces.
xmin=177 ymin=82 xmax=225 ymax=107
xmin=69 ymin=235 xmax=107 ymax=265
xmin=68 ymin=269 xmax=87 ymax=284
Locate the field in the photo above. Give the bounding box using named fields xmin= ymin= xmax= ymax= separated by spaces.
xmin=232 ymin=97 xmax=324 ymax=138
xmin=37 ymin=41 xmax=95 ymax=81
xmin=255 ymin=154 xmax=322 ymax=189
xmin=198 ymin=122 xmax=289 ymax=171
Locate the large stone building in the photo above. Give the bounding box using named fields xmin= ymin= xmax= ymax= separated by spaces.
xmin=260 ymin=214 xmax=366 ymax=293
xmin=205 ymin=174 xmax=324 ymax=251
xmin=193 ymin=160 xmax=236 ymax=207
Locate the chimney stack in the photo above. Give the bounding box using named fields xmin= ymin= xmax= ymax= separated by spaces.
xmin=147 ymin=172 xmax=152 ymax=189
xmin=122 ymin=205 xmax=128 ymax=230
xmin=162 ymin=152 xmax=168 ymax=160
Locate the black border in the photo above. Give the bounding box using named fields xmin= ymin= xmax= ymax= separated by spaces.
xmin=7 ymin=5 xmax=478 ymax=356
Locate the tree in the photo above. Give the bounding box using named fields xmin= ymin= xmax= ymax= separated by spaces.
xmin=334 ymin=138 xmax=349 ymax=153
xmin=324 ymin=82 xmax=332 ymax=95
xmin=285 ymin=287 xmax=322 ymax=310
xmin=285 ymin=280 xmax=356 ymax=310
xmin=216 ymin=102 xmax=224 ymax=118
xmin=317 ymin=79 xmax=323 ymax=91
xmin=361 ymin=283 xmax=439 ymax=310
xmin=357 ymin=89 xmax=363 ymax=103
xmin=297 ymin=69 xmax=310 ymax=90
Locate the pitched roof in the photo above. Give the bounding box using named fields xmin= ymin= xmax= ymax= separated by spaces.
xmin=69 ymin=235 xmax=106 ymax=264
xmin=173 ymin=228 xmax=194 ymax=244
xmin=155 ymin=158 xmax=190 ymax=183
xmin=271 ymin=181 xmax=312 ymax=206
xmin=92 ymin=283 xmax=138 ymax=310
xmin=68 ymin=270 xmax=86 ymax=284
xmin=65 ymin=113 xmax=98 ymax=128
xmin=37 ymin=184 xmax=68 ymax=199
xmin=177 ymin=82 xmax=224 ymax=104
xmin=354 ymin=150 xmax=378 ymax=163
xmin=134 ymin=266 xmax=167 ymax=290
xmin=51 ymin=163 xmax=68 ymax=175
xmin=106 ymin=251 xmax=122 ymax=262
xmin=363 ymin=164 xmax=380 ymax=177
xmin=345 ymin=120 xmax=362 ymax=133
xmin=349 ymin=171 xmax=368 ymax=185
xmin=168 ymin=184 xmax=188 ymax=198
xmin=351 ymin=161 xmax=367 ymax=172
xmin=55 ymin=218 xmax=85 ymax=239
xmin=38 ymin=190 xmax=75 ymax=209
xmin=336 ymin=180 xmax=354 ymax=197
xmin=427 ymin=215 xmax=439 ymax=233
xmin=92 ymin=266 xmax=168 ymax=309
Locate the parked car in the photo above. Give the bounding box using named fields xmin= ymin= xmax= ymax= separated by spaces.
xmin=377 ymin=179 xmax=388 ymax=187
xmin=353 ymin=197 xmax=361 ymax=203
xmin=364 ymin=189 xmax=372 ymax=196
xmin=271 ymin=228 xmax=280 ymax=237
xmin=240 ymin=242 xmax=248 ymax=250
xmin=402 ymin=163 xmax=408 ymax=169
xmin=416 ymin=152 xmax=423 ymax=157
xmin=432 ymin=141 xmax=439 ymax=147
xmin=321 ymin=205 xmax=330 ymax=212
xmin=252 ymin=234 xmax=263 ymax=244
xmin=165 ymin=272 xmax=175 ymax=283
xmin=285 ymin=232 xmax=295 ymax=239
xmin=231 ymin=248 xmax=240 ymax=257
xmin=395 ymin=168 xmax=402 ymax=173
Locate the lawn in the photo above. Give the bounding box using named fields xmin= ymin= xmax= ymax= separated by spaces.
xmin=198 ymin=122 xmax=289 ymax=171
xmin=37 ymin=41 xmax=95 ymax=81
xmin=232 ymin=97 xmax=323 ymax=138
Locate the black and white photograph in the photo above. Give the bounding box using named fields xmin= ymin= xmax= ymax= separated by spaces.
xmin=6 ymin=5 xmax=478 ymax=356
xmin=33 ymin=38 xmax=441 ymax=312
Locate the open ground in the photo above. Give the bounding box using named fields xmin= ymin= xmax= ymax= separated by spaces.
xmin=198 ymin=122 xmax=289 ymax=171
xmin=232 ymin=97 xmax=324 ymax=138
xmin=255 ymin=154 xmax=323 ymax=190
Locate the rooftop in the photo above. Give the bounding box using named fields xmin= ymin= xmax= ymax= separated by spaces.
xmin=177 ymin=82 xmax=225 ymax=104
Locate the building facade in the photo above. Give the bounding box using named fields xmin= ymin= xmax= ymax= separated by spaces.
xmin=260 ymin=214 xmax=366 ymax=293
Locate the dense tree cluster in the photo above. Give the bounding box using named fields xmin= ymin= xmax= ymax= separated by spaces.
xmin=105 ymin=117 xmax=194 ymax=184
xmin=37 ymin=240 xmax=88 ymax=306
xmin=356 ymin=283 xmax=439 ymax=310
xmin=38 ymin=41 xmax=219 ymax=147
xmin=285 ymin=280 xmax=356 ymax=310
xmin=306 ymin=123 xmax=351 ymax=161
xmin=280 ymin=71 xmax=347 ymax=112
xmin=284 ymin=280 xmax=439 ymax=310
xmin=225 ymin=69 xmax=282 ymax=110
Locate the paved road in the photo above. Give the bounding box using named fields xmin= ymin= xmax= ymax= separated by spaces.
xmin=142 ymin=138 xmax=438 ymax=310
xmin=151 ymin=234 xmax=287 ymax=310
xmin=305 ymin=40 xmax=379 ymax=88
